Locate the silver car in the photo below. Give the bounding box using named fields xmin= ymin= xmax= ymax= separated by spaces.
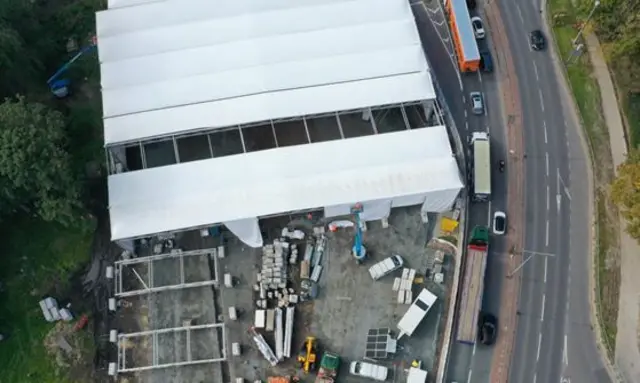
xmin=470 ymin=91 xmax=484 ymax=115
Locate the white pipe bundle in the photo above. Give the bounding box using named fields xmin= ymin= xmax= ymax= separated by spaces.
xmin=275 ymin=308 xmax=284 ymax=360
xmin=250 ymin=328 xmax=278 ymax=366
xmin=283 ymin=306 xmax=295 ymax=358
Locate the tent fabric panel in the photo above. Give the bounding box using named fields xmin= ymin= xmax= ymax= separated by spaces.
xmin=108 ymin=127 xmax=462 ymax=240
xmin=104 ymin=72 xmax=435 ymax=145
xmin=98 ymin=0 xmax=412 ymax=63
xmin=223 ymin=217 xmax=263 ymax=248
xmin=102 ymin=46 xmax=427 ymax=117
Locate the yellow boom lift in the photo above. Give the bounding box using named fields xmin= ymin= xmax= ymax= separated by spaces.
xmin=297 ymin=336 xmax=317 ymax=373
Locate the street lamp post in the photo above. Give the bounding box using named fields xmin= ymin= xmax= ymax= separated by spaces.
xmin=507 ymin=249 xmax=556 ymax=278
xmin=572 ymin=0 xmax=601 ymax=46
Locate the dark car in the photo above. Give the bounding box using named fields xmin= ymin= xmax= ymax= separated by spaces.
xmin=530 ymin=30 xmax=546 ymax=50
xmin=480 ymin=50 xmax=493 ymax=73
xmin=478 ymin=313 xmax=498 ymax=345
xmin=466 ymin=0 xmax=476 ymax=10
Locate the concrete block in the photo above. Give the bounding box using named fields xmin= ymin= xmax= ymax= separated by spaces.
xmin=392 ymin=277 xmax=401 ymax=292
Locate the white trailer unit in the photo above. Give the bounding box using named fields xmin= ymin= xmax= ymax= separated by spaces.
xmin=368 ymin=255 xmax=404 ymax=280
xmin=471 ymin=132 xmax=491 ymax=201
xmin=397 ymin=288 xmax=438 ymax=339
xmin=406 ymin=367 xmax=428 ymax=383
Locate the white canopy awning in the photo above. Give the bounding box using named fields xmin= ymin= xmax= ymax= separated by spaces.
xmin=108 ymin=126 xmax=463 ymax=240
xmin=97 ymin=0 xmax=435 ymax=145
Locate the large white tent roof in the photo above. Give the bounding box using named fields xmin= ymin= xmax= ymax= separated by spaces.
xmin=97 ymin=0 xmax=435 ymax=145
xmin=108 ymin=126 xmax=463 ymax=240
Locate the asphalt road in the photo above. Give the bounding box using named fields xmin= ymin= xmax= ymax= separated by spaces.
xmin=412 ymin=3 xmax=507 ymax=382
xmin=498 ymin=0 xmax=613 ymax=382
xmin=414 ymin=0 xmax=611 ymax=381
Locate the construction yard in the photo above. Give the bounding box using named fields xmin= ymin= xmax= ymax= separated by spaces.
xmin=106 ymin=205 xmax=460 ymax=383
xmin=217 ymin=206 xmax=456 ymax=383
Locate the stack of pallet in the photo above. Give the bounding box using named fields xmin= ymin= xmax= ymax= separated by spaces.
xmin=393 ymin=268 xmax=416 ymax=304
xmin=259 ymin=241 xmax=288 ymax=292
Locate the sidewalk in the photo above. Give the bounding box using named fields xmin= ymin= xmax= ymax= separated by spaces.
xmin=585 ymin=32 xmax=640 ymax=383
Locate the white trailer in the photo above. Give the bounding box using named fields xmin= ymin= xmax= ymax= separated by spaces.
xmin=397 ymin=288 xmax=438 ymax=339
xmin=406 ymin=367 xmax=428 ymax=383
xmin=471 ymin=132 xmax=491 ymax=201
xmin=368 ymin=255 xmax=404 ymax=280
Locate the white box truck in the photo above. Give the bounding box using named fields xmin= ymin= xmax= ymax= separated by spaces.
xmin=397 ymin=288 xmax=438 ymax=339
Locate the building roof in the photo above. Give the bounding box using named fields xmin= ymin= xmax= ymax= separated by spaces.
xmin=450 ymin=0 xmax=480 ymax=61
xmin=108 ymin=126 xmax=463 ymax=240
xmin=97 ymin=0 xmax=435 ymax=145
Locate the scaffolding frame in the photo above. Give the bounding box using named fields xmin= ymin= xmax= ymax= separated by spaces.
xmin=116 ymin=322 xmax=227 ymax=373
xmin=114 ymin=248 xmax=219 ymax=298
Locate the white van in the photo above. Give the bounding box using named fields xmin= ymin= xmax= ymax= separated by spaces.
xmin=368 ymin=255 xmax=404 ymax=280
xmin=349 ymin=361 xmax=389 ymax=381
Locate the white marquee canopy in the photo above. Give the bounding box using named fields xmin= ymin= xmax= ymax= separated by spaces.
xmin=96 ymin=0 xmax=436 ymax=145
xmin=108 ymin=127 xmax=463 ymax=241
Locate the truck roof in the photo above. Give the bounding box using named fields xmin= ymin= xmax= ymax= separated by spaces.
xmin=397 ymin=288 xmax=438 ymax=337
xmin=407 ymin=367 xmax=428 ymax=383
xmin=473 ymin=138 xmax=491 ymax=195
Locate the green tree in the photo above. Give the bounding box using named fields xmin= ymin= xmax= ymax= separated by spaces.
xmin=0 ymin=96 xmax=80 ymax=224
xmin=611 ymin=149 xmax=640 ymax=240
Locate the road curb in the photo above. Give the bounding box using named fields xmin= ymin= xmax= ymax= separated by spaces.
xmin=540 ymin=2 xmax=622 ymax=382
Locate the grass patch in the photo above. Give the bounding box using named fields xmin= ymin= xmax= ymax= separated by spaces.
xmin=623 ymin=92 xmax=640 ymax=149
xmin=0 ymin=217 xmax=95 ymax=383
xmin=548 ymin=0 xmax=621 ymax=361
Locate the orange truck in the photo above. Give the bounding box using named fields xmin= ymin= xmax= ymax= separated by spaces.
xmin=445 ymin=0 xmax=481 ymax=72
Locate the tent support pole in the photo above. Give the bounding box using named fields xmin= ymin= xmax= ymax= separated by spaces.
xmin=400 ymin=103 xmax=412 ymax=130
xmin=238 ymin=126 xmax=247 ymax=152
xmin=302 ymin=116 xmax=312 ymax=143
xmin=270 ymin=120 xmax=279 ymax=147
xmin=207 ymin=134 xmax=214 ymax=158
xmin=139 ymin=142 xmax=148 ymax=168
xmin=172 ymin=136 xmax=180 ymax=163
xmin=335 ymin=113 xmax=345 ymax=139
xmin=368 ymin=107 xmax=378 ymax=134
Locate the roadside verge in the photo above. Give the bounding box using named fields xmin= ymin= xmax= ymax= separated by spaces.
xmin=541 ymin=0 xmax=622 ymax=380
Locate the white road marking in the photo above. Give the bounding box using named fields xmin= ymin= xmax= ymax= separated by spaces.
xmin=467 ymin=368 xmax=473 ymax=383
xmin=564 ymin=335 xmax=569 ymax=365
xmin=533 ymin=61 xmax=540 ymax=81
xmin=543 ymin=120 xmax=548 ymax=144
xmin=472 ymin=342 xmax=477 ymax=356
xmin=464 ymin=109 xmax=468 ymax=117
xmin=536 ymin=333 xmax=542 ymax=361
xmin=546 ymin=185 xmax=550 ymax=210
xmin=545 ymin=219 xmax=549 ymax=247
xmin=545 ymin=153 xmax=549 ymax=176
xmin=533 ymin=374 xmax=537 ymax=383
xmin=516 ymin=4 xmax=525 ymax=23
xmin=543 ymin=257 xmax=548 ymax=283
xmin=477 ymin=70 xmax=483 ymax=84
xmin=541 ymin=294 xmax=546 ymax=320
xmin=539 ymin=89 xmax=545 ymax=112
xmin=465 ymin=121 xmax=469 ymax=130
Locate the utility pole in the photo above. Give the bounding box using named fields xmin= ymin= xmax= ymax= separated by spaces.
xmin=507 ymin=247 xmax=556 ymax=278
xmin=566 ymin=0 xmax=600 ymax=63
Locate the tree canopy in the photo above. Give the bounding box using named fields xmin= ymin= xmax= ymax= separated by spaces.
xmin=0 ymin=97 xmax=81 ymax=224
xmin=611 ymin=150 xmax=640 ymax=239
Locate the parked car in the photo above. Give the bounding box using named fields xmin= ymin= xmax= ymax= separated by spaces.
xmin=470 ymin=92 xmax=484 ymax=115
xmin=478 ymin=312 xmax=498 ymax=345
xmin=471 ymin=16 xmax=485 ymax=39
xmin=493 ymin=211 xmax=506 ymax=235
xmin=368 ymin=255 xmax=404 ymax=280
xmin=349 ymin=361 xmax=389 ymax=381
xmin=530 ymin=29 xmax=546 ymax=50
xmin=480 ymin=49 xmax=494 ymax=72
xmin=466 ymin=0 xmax=477 ymax=9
